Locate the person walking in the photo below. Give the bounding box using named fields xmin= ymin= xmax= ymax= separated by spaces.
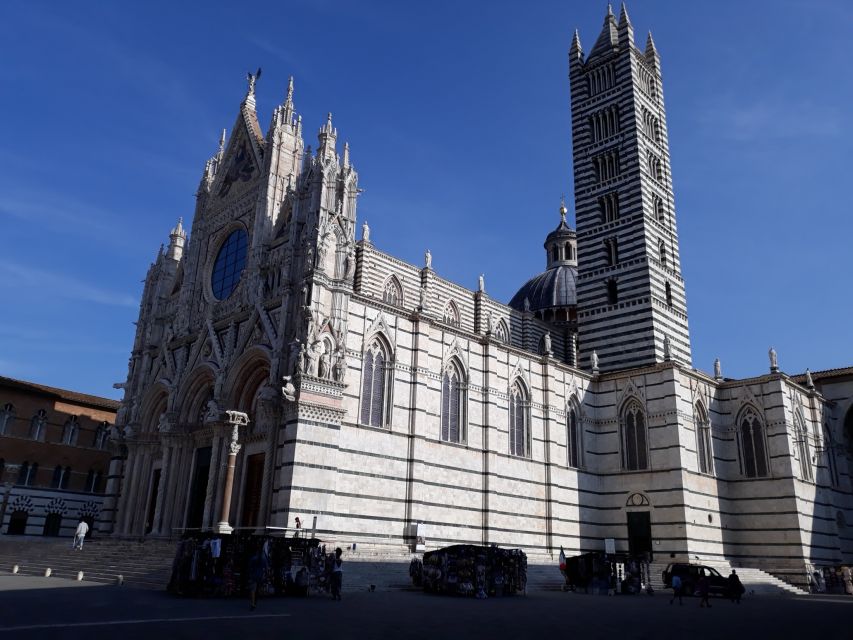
xmin=727 ymin=570 xmax=743 ymax=604
xmin=248 ymin=546 xmax=269 ymax=611
xmin=330 ymin=547 xmax=343 ymax=601
xmin=698 ymin=573 xmax=711 ymax=608
xmin=669 ymin=573 xmax=683 ymax=605
xmin=73 ymin=519 xmax=89 ymax=551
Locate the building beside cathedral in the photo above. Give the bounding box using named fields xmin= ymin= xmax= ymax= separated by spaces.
xmin=106 ymin=5 xmax=852 ymax=587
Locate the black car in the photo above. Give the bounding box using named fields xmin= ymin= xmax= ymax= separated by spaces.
xmin=662 ymin=563 xmax=729 ymax=597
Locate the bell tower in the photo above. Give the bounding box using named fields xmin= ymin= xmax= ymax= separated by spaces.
xmin=570 ymin=4 xmax=691 ymax=372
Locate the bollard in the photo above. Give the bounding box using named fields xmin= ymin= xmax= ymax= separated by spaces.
xmin=12 ymin=565 xmax=19 ymax=574
xmin=44 ymin=568 xmax=52 ymax=577
xmin=77 ymin=571 xmax=84 ymax=581
xmin=116 ymin=575 xmax=124 ymax=586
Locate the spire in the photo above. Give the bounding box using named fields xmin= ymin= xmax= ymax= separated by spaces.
xmin=645 ymin=31 xmax=657 ymax=56
xmin=317 ymin=112 xmax=338 ymax=161
xmin=570 ymin=28 xmax=583 ymax=61
xmin=587 ymin=4 xmax=619 ymax=61
xmin=167 ymin=217 xmax=186 ymax=261
xmin=618 ymin=2 xmax=631 ymax=27
xmin=559 ymin=197 xmax=568 ymax=223
xmin=283 ymin=76 xmax=295 ymax=123
xmin=343 ymin=141 xmax=350 ymax=168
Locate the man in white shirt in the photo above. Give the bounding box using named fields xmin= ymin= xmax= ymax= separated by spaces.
xmin=73 ymin=520 xmax=89 ymax=551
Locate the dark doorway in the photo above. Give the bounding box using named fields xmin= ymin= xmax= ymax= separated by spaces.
xmin=241 ymin=453 xmax=265 ymax=528
xmin=43 ymin=512 xmax=62 ymax=537
xmin=145 ymin=468 xmax=161 ymax=534
xmin=186 ymin=447 xmax=212 ymax=530
xmin=7 ymin=510 xmax=28 ymax=535
xmin=82 ymin=515 xmax=95 ymax=538
xmin=627 ymin=511 xmax=653 ymax=558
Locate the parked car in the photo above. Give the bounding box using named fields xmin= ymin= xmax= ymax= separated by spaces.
xmin=662 ymin=563 xmax=728 ymax=597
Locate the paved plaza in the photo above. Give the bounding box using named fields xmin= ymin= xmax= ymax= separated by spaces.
xmin=0 ymin=576 xmax=849 ymax=639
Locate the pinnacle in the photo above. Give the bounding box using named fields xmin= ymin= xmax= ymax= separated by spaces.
xmin=618 ymin=2 xmax=631 ymax=27
xmin=570 ymin=28 xmax=582 ymax=53
xmin=645 ymin=30 xmax=658 ymax=56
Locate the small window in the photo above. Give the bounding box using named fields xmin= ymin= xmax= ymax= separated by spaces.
xmin=665 ymin=282 xmax=672 ymax=307
xmin=604 ymin=238 xmax=618 ymax=266
xmin=443 ymin=301 xmax=460 ymax=327
xmin=659 ymin=241 xmax=667 ymax=268
xmin=382 ymin=276 xmax=403 ymax=307
xmin=552 ymin=246 xmax=560 ymax=263
xmin=62 ymin=417 xmax=79 ymax=446
xmin=0 ymin=403 xmax=15 ymax=435
xmin=607 ymin=279 xmax=618 ymax=305
xmin=567 ymin=405 xmax=581 ymax=469
xmin=509 ymin=381 xmax=530 ymax=458
xmin=30 ymin=410 xmax=47 ymax=441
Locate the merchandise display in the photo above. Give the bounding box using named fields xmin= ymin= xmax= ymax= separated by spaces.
xmin=560 ymin=551 xmax=652 ymax=595
xmin=167 ymin=531 xmax=333 ymax=597
xmin=413 ymin=544 xmax=527 ymax=597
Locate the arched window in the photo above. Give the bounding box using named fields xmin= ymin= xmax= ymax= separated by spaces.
xmin=823 ymin=427 xmax=838 ymax=486
xmin=509 ymin=381 xmax=530 ymax=458
xmin=0 ymin=403 xmax=15 ymax=435
xmin=443 ymin=301 xmax=460 ymax=327
xmin=30 ymin=410 xmax=47 ymax=441
xmin=382 ymin=276 xmax=403 ymax=307
xmin=360 ymin=339 xmax=390 ymax=428
xmin=665 ymin=282 xmax=672 ymax=307
xmin=604 ymin=238 xmax=618 ymax=266
xmin=62 ymin=417 xmax=79 ymax=445
xmin=494 ymin=320 xmax=509 ymax=344
xmin=51 ymin=465 xmax=63 ymax=488
xmin=567 ymin=402 xmax=581 ymax=469
xmin=695 ymin=403 xmax=713 ymax=475
xmin=441 ymin=361 xmax=466 ymax=444
xmin=794 ymin=411 xmax=812 ymax=481
xmin=739 ymin=409 xmax=769 ymax=478
xmin=622 ymin=401 xmax=648 ymax=471
xmin=94 ymin=422 xmax=109 ymax=449
xmin=17 ymin=461 xmax=37 ymax=486
xmin=659 ymin=241 xmax=667 ymax=268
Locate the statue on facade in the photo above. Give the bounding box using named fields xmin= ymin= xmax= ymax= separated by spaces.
xmin=246 ymin=67 xmax=261 ymax=95
xmin=333 ymin=351 xmax=346 ymax=382
xmin=319 ymin=348 xmax=331 ymax=379
xmin=204 ymin=398 xmax=222 ymax=423
xmin=769 ymin=347 xmax=779 ymax=373
xmin=663 ymin=334 xmax=672 ymax=361
xmin=543 ymin=331 xmax=552 ymax=355
xmin=419 ymin=286 xmax=428 ymax=311
xmin=713 ymin=358 xmax=722 ymax=380
xmin=486 ymin=311 xmax=496 ymax=335
xmin=591 ymin=350 xmax=600 ymax=373
xmin=478 ymin=274 xmax=485 ymax=293
xmin=307 ymin=340 xmax=323 ymax=376
xmin=805 ymin=368 xmax=815 ymax=389
xmin=344 ymin=245 xmax=356 ymax=278
xmin=362 ymin=221 xmax=370 ymax=243
xmin=157 ymin=413 xmax=172 ymax=433
xmin=523 ymin=297 xmax=531 ymax=312
xmin=425 ymin=249 xmax=432 ymax=269
xmin=281 ymin=376 xmax=297 ymax=402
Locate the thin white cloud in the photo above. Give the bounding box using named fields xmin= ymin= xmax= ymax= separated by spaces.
xmin=0 ymin=261 xmax=138 ymax=308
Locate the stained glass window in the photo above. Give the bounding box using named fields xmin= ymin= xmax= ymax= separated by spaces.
xmin=211 ymin=229 xmax=248 ymax=300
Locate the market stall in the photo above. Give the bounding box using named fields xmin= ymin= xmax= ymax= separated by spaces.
xmin=411 ymin=544 xmax=527 ymax=597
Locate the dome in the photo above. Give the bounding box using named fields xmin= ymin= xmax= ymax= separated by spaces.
xmin=509 ymin=264 xmax=578 ymax=312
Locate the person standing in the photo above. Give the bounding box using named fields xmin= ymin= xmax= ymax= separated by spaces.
xmin=330 ymin=547 xmax=343 ymax=601
xmin=727 ymin=570 xmax=743 ymax=604
xmin=669 ymin=573 xmax=683 ymax=605
xmin=73 ymin=519 xmax=89 ymax=551
xmin=698 ymin=573 xmax=711 ymax=608
xmin=248 ymin=547 xmax=269 ymax=611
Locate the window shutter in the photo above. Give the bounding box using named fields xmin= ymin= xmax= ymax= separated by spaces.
xmin=360 ymin=352 xmax=374 ymax=425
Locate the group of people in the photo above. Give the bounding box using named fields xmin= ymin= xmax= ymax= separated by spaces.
xmin=670 ymin=570 xmax=744 ymax=606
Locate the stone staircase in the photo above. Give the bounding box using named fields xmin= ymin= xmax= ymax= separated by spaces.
xmin=0 ymin=536 xmax=174 ymax=589
xmin=648 ymin=561 xmax=807 ymax=597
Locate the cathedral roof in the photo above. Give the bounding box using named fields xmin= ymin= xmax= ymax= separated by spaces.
xmin=508 ymin=264 xmax=578 ymax=312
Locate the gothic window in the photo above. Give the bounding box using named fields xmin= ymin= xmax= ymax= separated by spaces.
xmin=647 ymin=152 xmax=663 ymax=181
xmin=587 ymin=63 xmax=616 ymax=96
xmin=622 ymin=401 xmax=648 ymax=471
xmin=567 ymin=402 xmax=581 ymax=469
xmin=94 ymin=422 xmax=109 ymax=449
xmin=62 ymin=417 xmax=79 ymax=446
xmin=509 ymin=381 xmax=530 ymax=458
xmin=211 ymin=228 xmax=248 ymax=301
xmin=598 ymin=192 xmax=619 ymax=223
xmin=639 ymin=67 xmax=657 ymax=99
xmin=18 ymin=461 xmax=37 ymax=486
xmin=794 ymin=411 xmax=812 ymax=481
xmin=441 ymin=360 xmax=466 ymax=444
xmin=653 ymin=194 xmax=666 ymax=222
xmin=589 ymin=106 xmax=620 ymax=143
xmin=382 ymin=275 xmax=403 ymax=307
xmin=443 ymin=301 xmax=460 ymax=327
xmin=823 ymin=427 xmax=838 ymax=486
xmin=695 ymin=403 xmax=713 ymax=475
xmin=607 ymin=279 xmax=618 ymax=305
xmin=604 ymin=238 xmax=618 ymax=266
xmin=494 ymin=320 xmax=509 ymax=344
xmin=30 ymin=410 xmax=47 ymax=441
xmin=0 ymin=403 xmax=14 ymax=435
xmin=665 ymin=282 xmax=672 ymax=307
xmin=642 ymin=107 xmax=660 ymax=143
xmin=594 ymin=151 xmax=620 ymax=182
xmin=659 ymin=241 xmax=667 ymax=268
xmin=739 ymin=409 xmax=769 ymax=478
xmin=360 ymin=339 xmax=391 ymax=428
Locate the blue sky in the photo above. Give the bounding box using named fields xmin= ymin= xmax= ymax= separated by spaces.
xmin=0 ymin=1 xmax=850 ymax=399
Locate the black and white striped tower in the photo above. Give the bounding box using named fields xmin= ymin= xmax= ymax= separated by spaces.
xmin=569 ymin=3 xmax=691 ymax=372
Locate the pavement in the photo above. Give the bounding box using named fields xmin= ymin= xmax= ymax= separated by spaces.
xmin=0 ymin=575 xmax=850 ymax=639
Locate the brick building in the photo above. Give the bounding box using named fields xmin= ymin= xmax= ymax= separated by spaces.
xmin=0 ymin=376 xmax=117 ymax=537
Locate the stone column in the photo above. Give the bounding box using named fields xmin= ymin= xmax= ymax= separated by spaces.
xmin=98 ymin=444 xmax=126 ymax=534
xmin=151 ymin=444 xmax=172 ymax=535
xmin=215 ymin=412 xmax=248 ymax=534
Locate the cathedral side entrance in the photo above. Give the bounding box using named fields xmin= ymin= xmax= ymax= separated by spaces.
xmin=627 ymin=511 xmax=653 ymax=559
xmin=240 ymin=453 xmax=264 ymax=528
xmin=186 ymin=447 xmax=212 ymax=530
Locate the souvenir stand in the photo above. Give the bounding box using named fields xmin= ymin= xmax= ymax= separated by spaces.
xmin=559 ymin=551 xmax=652 ymax=594
xmin=412 ymin=544 xmax=527 ymax=597
xmin=167 ymin=530 xmax=331 ymax=598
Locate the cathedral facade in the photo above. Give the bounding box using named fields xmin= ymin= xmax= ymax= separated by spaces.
xmin=107 ymin=6 xmax=852 ymax=587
